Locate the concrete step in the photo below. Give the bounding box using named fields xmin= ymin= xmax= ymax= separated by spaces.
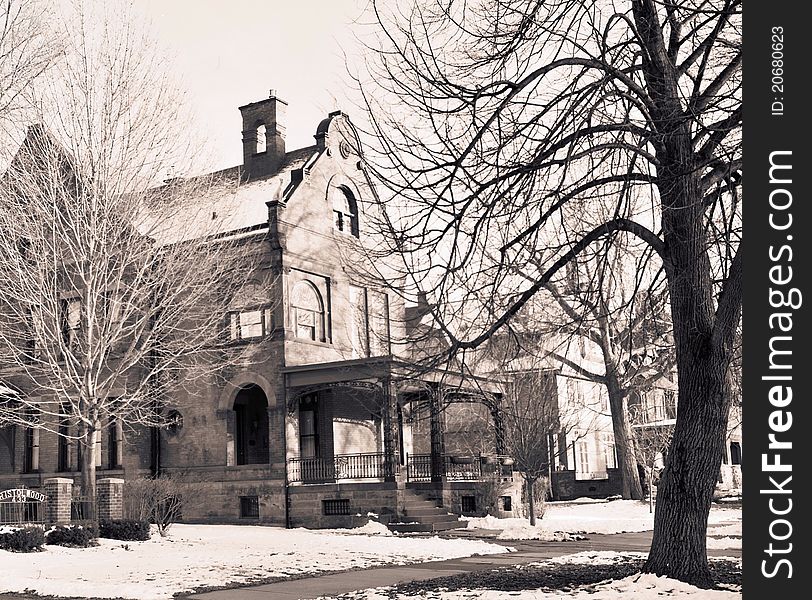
xmin=403 ymin=506 xmax=450 ymax=517
xmin=402 ymin=498 xmax=442 ymax=508
xmin=403 ymin=513 xmax=459 ymax=524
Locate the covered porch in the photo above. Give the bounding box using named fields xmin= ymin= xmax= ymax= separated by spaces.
xmin=282 ymin=358 xmax=512 ymax=486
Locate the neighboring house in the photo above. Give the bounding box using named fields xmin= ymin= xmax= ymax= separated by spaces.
xmin=630 ymin=377 xmax=742 ymax=492
xmin=475 ymin=333 xmax=623 ymax=501
xmin=0 ymin=91 xmax=522 ymax=529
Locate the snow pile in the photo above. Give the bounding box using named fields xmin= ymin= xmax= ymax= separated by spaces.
xmin=331 ymin=520 xmax=393 ymax=536
xmin=0 ymin=523 xmax=509 ymax=599
xmin=463 ymin=515 xmax=579 ymax=541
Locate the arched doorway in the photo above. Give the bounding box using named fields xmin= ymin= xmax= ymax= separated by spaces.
xmin=234 ymin=385 xmax=269 ymax=465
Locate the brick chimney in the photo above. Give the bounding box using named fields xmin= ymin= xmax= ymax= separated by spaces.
xmin=239 ymin=90 xmax=287 ymax=180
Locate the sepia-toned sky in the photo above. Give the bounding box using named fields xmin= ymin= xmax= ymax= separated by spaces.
xmin=138 ymin=0 xmax=369 ymax=172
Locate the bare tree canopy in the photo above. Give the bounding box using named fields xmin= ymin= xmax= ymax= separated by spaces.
xmin=359 ymin=0 xmax=741 ymax=587
xmin=0 ymin=2 xmax=263 ymax=500
xmin=0 ymin=0 xmax=60 ymax=145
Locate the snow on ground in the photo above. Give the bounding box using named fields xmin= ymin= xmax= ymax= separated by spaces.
xmin=707 ymin=522 xmax=742 ymax=537
xmin=317 ymin=551 xmax=741 ymax=599
xmin=706 ymin=537 xmax=742 ymax=550
xmin=466 ymin=500 xmax=741 ymax=538
xmin=0 ymin=523 xmax=510 ymax=600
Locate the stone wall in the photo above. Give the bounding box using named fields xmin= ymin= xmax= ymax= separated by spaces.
xmin=287 ymin=481 xmax=399 ymax=528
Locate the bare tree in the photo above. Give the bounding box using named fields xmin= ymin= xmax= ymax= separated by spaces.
xmin=0 ymin=3 xmax=262 ymax=501
xmin=631 ymin=408 xmax=674 ymax=513
xmin=501 ymin=368 xmax=558 ymax=525
xmin=0 ymin=0 xmax=60 ymax=143
xmin=358 ymin=0 xmax=741 ymax=586
xmin=528 ymin=234 xmax=674 ymax=502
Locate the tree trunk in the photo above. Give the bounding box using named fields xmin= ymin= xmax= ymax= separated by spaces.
xmin=527 ymin=476 xmax=537 ymax=526
xmin=640 ymin=109 xmax=734 ymax=587
xmin=643 ymin=342 xmax=730 ymax=587
xmin=80 ymin=426 xmax=99 ymax=511
xmin=606 ymin=376 xmax=643 ymax=500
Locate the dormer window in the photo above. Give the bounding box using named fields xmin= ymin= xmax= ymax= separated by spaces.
xmin=331 ymin=186 xmax=359 ymax=238
xmin=255 ymin=123 xmax=267 ymax=154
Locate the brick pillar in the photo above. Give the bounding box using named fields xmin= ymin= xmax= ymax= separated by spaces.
xmin=97 ymin=478 xmax=124 ymax=521
xmin=44 ymin=477 xmax=73 ymax=525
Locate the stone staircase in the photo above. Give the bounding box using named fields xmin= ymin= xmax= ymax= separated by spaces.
xmin=387 ymin=488 xmax=466 ymax=533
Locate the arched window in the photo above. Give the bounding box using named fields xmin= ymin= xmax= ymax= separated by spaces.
xmin=331 ymin=186 xmax=359 ymax=237
xmin=255 ymin=122 xmax=267 ymax=154
xmin=292 ymin=281 xmax=325 ymax=342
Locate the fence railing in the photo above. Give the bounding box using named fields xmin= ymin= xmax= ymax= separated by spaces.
xmin=71 ymin=495 xmax=96 ymax=523
xmin=0 ymin=499 xmax=45 ymax=525
xmin=406 ymin=454 xmax=515 ymax=482
xmin=288 ymin=453 xmax=394 ymax=483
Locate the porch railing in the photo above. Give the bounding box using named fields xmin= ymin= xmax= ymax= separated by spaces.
xmin=288 ymin=453 xmax=394 ymax=483
xmin=406 ymin=454 xmax=515 ymax=482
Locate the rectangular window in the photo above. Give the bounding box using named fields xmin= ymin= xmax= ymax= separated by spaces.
xmin=501 ymin=495 xmax=512 ymax=512
xmin=663 ymin=390 xmax=677 ymax=419
xmin=58 ymin=405 xmax=70 ymax=472
xmin=296 ymin=308 xmax=317 ymax=341
xmin=322 ymin=498 xmax=351 ymax=515
xmin=229 ymin=308 xmax=272 ymax=341
xmin=299 ymin=401 xmax=318 ymax=458
xmin=349 ymin=285 xmax=369 ymax=358
xmin=576 ymin=440 xmax=589 ymax=474
xmin=107 ymin=419 xmax=121 ymax=469
xmin=240 ymin=496 xmax=260 ymax=519
xmin=369 ymin=291 xmax=390 ymax=356
xmin=602 ymin=434 xmax=616 ymax=469
xmin=23 ymin=407 xmax=39 ymax=473
xmin=461 ymin=495 xmax=477 ymax=514
xmin=61 ymin=297 xmax=82 ymax=348
xmin=25 ymin=308 xmax=43 ymax=361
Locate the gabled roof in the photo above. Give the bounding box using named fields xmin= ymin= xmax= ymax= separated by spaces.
xmin=139 ymin=145 xmax=319 ymax=245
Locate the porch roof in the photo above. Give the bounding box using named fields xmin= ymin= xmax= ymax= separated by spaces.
xmin=282 ymin=356 xmax=504 ymax=395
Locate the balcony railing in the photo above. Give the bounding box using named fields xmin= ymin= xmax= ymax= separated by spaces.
xmin=406 ymin=454 xmax=514 ymax=482
xmin=288 ymin=453 xmax=394 ymax=484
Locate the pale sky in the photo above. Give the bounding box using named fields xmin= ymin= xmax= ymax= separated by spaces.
xmin=137 ymin=0 xmax=370 ymax=172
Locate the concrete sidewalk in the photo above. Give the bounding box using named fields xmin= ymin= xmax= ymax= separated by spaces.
xmin=189 ymin=530 xmax=741 ymax=600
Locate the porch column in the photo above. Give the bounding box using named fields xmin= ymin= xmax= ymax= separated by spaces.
xmin=491 ymin=402 xmax=507 ymax=455
xmin=429 ymin=388 xmax=444 ymax=482
xmin=381 ymin=379 xmax=398 ymax=482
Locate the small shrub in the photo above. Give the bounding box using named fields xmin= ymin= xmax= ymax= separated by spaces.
xmin=125 ymin=474 xmax=185 ymax=536
xmin=0 ymin=526 xmax=45 ymax=552
xmin=98 ymin=519 xmax=150 ymax=541
xmin=46 ymin=525 xmax=98 ymax=548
